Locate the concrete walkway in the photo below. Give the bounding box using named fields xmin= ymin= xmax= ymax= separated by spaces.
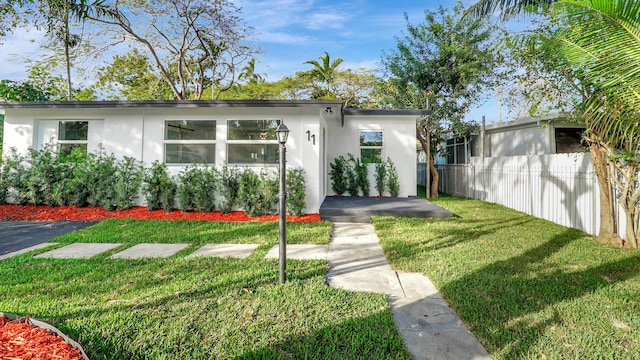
xmin=328 ymin=222 xmax=491 ymax=360
xmin=1 ymin=222 xmax=491 ymax=359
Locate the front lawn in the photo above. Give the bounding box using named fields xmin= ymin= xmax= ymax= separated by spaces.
xmin=0 ymin=220 xmax=411 ymax=359
xmin=374 ymin=195 xmax=640 ymax=359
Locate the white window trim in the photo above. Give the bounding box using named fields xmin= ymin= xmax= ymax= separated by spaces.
xmin=359 ymin=129 xmax=384 ymax=163
xmin=225 ymin=119 xmax=282 ymax=166
xmin=57 ymin=120 xmax=89 ymax=154
xmin=163 ymin=119 xmax=217 ymax=165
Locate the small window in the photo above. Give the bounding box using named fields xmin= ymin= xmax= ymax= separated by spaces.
xmin=226 ymin=120 xmax=281 ymax=165
xmin=58 ymin=121 xmax=88 ymax=156
xmin=555 ymin=128 xmax=586 ymax=153
xmin=360 ymin=131 xmax=383 ymax=163
xmin=164 ymin=120 xmax=216 ymax=164
xmin=445 ymin=137 xmax=468 ymax=164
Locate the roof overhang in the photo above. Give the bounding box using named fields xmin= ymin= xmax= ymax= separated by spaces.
xmin=0 ymin=99 xmax=345 ymax=110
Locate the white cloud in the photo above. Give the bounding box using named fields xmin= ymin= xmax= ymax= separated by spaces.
xmin=0 ymin=26 xmax=47 ymax=80
xmin=306 ymin=12 xmax=349 ymax=30
xmin=257 ymin=31 xmax=309 ymax=45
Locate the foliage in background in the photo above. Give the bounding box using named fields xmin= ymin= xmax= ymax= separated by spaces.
xmin=386 ymin=158 xmax=400 ymax=197
xmin=374 ymin=162 xmax=387 ymax=196
xmin=329 ymin=155 xmax=348 ymax=196
xmin=380 ymin=1 xmax=500 ymax=197
xmin=87 ymin=0 xmax=258 ymax=100
xmin=286 ymin=167 xmax=306 ymax=216
xmin=0 ymin=79 xmax=52 ymax=101
xmin=143 ymin=161 xmax=176 ymax=212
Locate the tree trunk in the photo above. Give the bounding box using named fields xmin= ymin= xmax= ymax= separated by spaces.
xmin=429 ymin=156 xmax=439 ymax=198
xmin=416 ymin=123 xmax=439 ymax=198
xmin=623 ymin=208 xmax=639 ymax=248
xmin=588 ymin=141 xmax=618 ymax=243
xmin=64 ymin=3 xmax=72 ymax=101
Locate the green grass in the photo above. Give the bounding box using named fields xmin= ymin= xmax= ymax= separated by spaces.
xmin=374 ymin=195 xmax=640 ymax=359
xmin=0 ymin=220 xmax=411 ymax=359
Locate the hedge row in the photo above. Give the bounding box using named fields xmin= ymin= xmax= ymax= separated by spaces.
xmin=0 ymin=146 xmax=306 ymax=216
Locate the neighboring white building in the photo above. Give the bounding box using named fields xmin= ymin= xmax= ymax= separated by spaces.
xmin=1 ymin=100 xmax=428 ymax=213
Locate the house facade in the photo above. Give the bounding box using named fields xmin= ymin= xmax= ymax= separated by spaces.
xmin=1 ymin=100 xmax=427 ymax=213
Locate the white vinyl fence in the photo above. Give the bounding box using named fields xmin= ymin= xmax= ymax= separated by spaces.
xmin=429 ymin=154 xmax=616 ymax=236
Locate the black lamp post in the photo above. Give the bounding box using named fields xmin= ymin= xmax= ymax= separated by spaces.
xmin=275 ymin=123 xmax=289 ymax=284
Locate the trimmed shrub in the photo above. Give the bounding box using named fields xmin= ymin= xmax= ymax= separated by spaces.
xmin=353 ymin=155 xmax=370 ymax=197
xmin=286 ymin=167 xmax=306 ymax=215
xmin=238 ymin=168 xmax=278 ymax=216
xmin=143 ymin=161 xmax=176 ymax=212
xmin=177 ymin=164 xmax=217 ymax=212
xmin=374 ymin=162 xmax=387 ymax=196
xmin=345 ymin=154 xmax=359 ymax=196
xmin=115 ymin=156 xmax=144 ymax=210
xmin=386 ymin=158 xmax=400 ymax=197
xmin=219 ymin=163 xmax=241 ymax=213
xmin=329 ymin=155 xmax=347 ymax=195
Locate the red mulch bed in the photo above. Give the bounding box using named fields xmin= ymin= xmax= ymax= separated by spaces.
xmin=0 ymin=315 xmax=84 ymax=360
xmin=0 ymin=204 xmax=321 ymax=223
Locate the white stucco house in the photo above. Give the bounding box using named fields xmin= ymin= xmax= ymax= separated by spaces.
xmin=1 ymin=100 xmax=428 ymax=213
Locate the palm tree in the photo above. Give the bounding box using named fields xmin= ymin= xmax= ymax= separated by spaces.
xmin=304 ymin=51 xmax=344 ymax=96
xmin=239 ymin=58 xmax=265 ymax=85
xmin=554 ymin=0 xmax=640 ymax=247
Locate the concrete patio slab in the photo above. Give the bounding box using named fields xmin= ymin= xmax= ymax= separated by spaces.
xmin=320 ymin=196 xmax=453 ymax=223
xmin=189 ymin=244 xmax=259 ymax=259
xmin=265 ymin=244 xmax=329 ymax=260
xmin=35 ymin=243 xmax=121 ymax=259
xmin=0 ymin=243 xmax=58 ymax=261
xmin=110 ymin=243 xmax=189 ymax=259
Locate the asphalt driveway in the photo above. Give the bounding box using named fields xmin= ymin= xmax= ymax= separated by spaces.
xmin=0 ymin=221 xmax=98 ymax=256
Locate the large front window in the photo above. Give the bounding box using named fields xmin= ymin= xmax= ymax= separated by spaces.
xmin=164 ymin=120 xmax=216 ymax=164
xmin=360 ymin=130 xmax=383 ymax=163
xmin=58 ymin=121 xmax=88 ymax=156
xmin=227 ymin=119 xmax=280 ymax=164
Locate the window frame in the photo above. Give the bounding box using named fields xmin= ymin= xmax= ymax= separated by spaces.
xmin=163 ymin=119 xmax=217 ymax=165
xmin=226 ymin=119 xmax=282 ymax=165
xmin=359 ymin=130 xmax=384 ymax=164
xmin=57 ymin=120 xmax=89 ymax=156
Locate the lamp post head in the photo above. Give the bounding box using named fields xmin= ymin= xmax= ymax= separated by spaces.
xmin=276 ymin=123 xmax=289 ymax=144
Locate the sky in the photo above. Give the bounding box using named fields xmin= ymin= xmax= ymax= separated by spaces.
xmin=0 ymin=0 xmax=505 ymax=122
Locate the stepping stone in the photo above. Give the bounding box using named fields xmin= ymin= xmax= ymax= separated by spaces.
xmin=35 ymin=243 xmax=121 ymax=259
xmin=265 ymin=244 xmax=328 ymax=260
xmin=110 ymin=243 xmax=189 ymax=259
xmin=0 ymin=243 xmax=58 ymax=261
xmin=189 ymin=244 xmax=259 ymax=259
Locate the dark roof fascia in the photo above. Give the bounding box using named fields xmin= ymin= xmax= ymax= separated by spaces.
xmin=343 ymin=108 xmax=431 ymax=116
xmin=0 ymin=99 xmax=345 ymax=110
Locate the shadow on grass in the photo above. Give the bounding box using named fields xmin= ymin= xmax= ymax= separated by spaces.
xmin=233 ymin=309 xmax=412 ymax=360
xmin=439 ymin=228 xmax=640 ymax=358
xmin=375 ymin=215 xmax=535 ymax=258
